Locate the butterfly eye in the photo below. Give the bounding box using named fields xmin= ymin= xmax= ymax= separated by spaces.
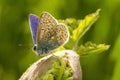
xmin=32 ymin=46 xmax=37 ymax=51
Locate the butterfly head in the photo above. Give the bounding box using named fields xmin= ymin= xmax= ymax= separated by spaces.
xmin=32 ymin=44 xmax=49 ymax=55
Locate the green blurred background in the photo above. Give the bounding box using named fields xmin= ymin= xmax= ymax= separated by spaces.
xmin=0 ymin=0 xmax=120 ymax=80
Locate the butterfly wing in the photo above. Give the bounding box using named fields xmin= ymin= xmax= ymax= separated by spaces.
xmin=36 ymin=12 xmax=69 ymax=54
xmin=29 ymin=14 xmax=39 ymax=44
xmin=55 ymin=24 xmax=69 ymax=45
xmin=36 ymin=12 xmax=57 ymax=42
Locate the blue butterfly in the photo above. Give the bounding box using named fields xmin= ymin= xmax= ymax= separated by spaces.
xmin=29 ymin=12 xmax=69 ymax=55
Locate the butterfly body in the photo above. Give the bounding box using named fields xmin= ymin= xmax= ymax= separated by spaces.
xmin=29 ymin=12 xmax=69 ymax=55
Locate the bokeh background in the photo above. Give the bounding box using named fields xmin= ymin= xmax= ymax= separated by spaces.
xmin=0 ymin=0 xmax=120 ymax=80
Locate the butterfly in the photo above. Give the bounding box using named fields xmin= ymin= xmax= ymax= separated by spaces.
xmin=29 ymin=12 xmax=69 ymax=55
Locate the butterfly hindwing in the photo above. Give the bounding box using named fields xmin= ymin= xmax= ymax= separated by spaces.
xmin=55 ymin=24 xmax=69 ymax=45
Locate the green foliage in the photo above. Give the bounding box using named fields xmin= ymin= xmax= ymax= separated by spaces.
xmin=77 ymin=42 xmax=109 ymax=55
xmin=62 ymin=9 xmax=109 ymax=56
xmin=41 ymin=57 xmax=73 ymax=80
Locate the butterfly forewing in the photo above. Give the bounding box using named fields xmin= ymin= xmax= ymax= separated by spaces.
xmin=36 ymin=12 xmax=58 ymax=43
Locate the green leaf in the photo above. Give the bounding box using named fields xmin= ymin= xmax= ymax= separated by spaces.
xmin=76 ymin=42 xmax=110 ymax=56
xmin=72 ymin=9 xmax=100 ymax=41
